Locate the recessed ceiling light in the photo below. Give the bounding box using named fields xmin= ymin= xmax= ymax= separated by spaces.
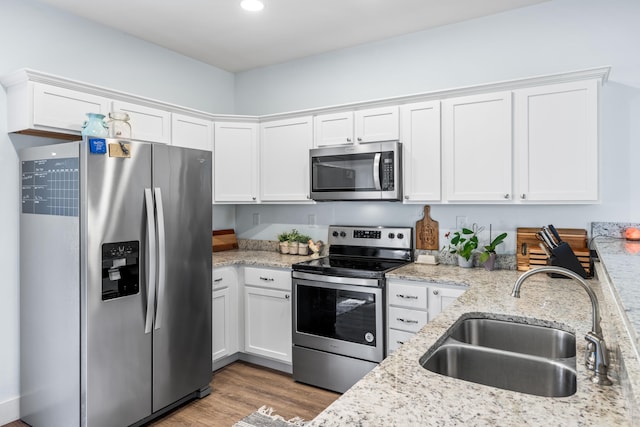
xmin=241 ymin=0 xmax=264 ymax=12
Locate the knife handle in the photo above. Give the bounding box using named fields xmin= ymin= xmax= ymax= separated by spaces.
xmin=548 ymin=224 xmax=562 ymax=243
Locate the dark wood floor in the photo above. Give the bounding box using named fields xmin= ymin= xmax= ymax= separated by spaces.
xmin=3 ymin=361 xmax=339 ymax=427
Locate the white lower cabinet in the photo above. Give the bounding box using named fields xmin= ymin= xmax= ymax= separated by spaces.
xmin=387 ymin=279 xmax=465 ymax=354
xmin=212 ymin=267 xmax=238 ymax=363
xmin=243 ymin=267 xmax=292 ymax=364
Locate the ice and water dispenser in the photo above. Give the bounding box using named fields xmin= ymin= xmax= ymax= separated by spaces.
xmin=102 ymin=241 xmax=140 ymax=300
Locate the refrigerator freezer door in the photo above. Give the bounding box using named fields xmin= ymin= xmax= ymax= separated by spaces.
xmin=85 ymin=140 xmax=153 ymax=426
xmin=151 ymin=144 xmax=212 ymax=411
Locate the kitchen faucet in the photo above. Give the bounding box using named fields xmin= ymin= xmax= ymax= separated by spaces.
xmin=511 ymin=266 xmax=612 ymax=386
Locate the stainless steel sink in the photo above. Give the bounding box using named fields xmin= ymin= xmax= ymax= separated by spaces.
xmin=420 ymin=317 xmax=577 ymax=397
xmin=448 ymin=318 xmax=576 ymax=359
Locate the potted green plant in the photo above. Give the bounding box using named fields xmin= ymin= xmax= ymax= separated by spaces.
xmin=479 ymin=232 xmax=507 ymax=271
xmin=444 ymin=227 xmax=480 ymax=268
xmin=296 ymin=233 xmax=312 ymax=255
xmin=277 ymin=231 xmax=291 ymax=254
xmin=287 ymin=229 xmax=300 ymax=254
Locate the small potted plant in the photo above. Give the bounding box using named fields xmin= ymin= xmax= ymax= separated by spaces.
xmin=480 ymin=232 xmax=507 ymax=271
xmin=296 ymin=233 xmax=311 ymax=255
xmin=287 ymin=229 xmax=300 ymax=254
xmin=277 ymin=231 xmax=291 ymax=254
xmin=444 ymin=226 xmax=480 ymax=268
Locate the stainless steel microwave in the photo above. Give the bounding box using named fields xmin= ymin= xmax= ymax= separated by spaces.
xmin=310 ymin=141 xmax=402 ymax=201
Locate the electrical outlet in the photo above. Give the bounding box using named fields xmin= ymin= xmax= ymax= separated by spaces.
xmin=252 ymin=213 xmax=260 ymax=226
xmin=308 ymin=214 xmax=316 ymax=225
xmin=456 ymin=216 xmax=467 ymax=229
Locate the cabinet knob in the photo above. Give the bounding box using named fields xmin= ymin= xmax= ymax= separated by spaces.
xmin=285 ymin=294 xmax=290 ymax=300
xmin=357 ymin=137 xmax=362 ymax=142
xmin=504 ymin=194 xmax=510 ymax=199
xmin=521 ymin=194 xmax=526 ymax=199
xmin=432 ymin=290 xmax=439 ymax=296
xmin=346 ymin=137 xmax=352 ymax=142
xmin=252 ymin=196 xmax=256 ymax=201
xmin=404 ymin=195 xmax=409 ymax=200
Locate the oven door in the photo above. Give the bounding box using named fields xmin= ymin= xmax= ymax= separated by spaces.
xmin=292 ymin=272 xmax=385 ymax=363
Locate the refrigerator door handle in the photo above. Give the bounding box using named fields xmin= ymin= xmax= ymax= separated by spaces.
xmin=144 ymin=188 xmax=157 ymax=334
xmin=154 ymin=187 xmax=167 ymax=330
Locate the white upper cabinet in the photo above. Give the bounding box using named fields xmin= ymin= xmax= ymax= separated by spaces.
xmin=314 ymin=106 xmax=399 ymax=147
xmin=171 ymin=113 xmax=213 ymax=151
xmin=213 ymin=122 xmax=259 ymax=203
xmin=442 ymin=92 xmax=513 ymax=202
xmin=260 ymin=116 xmax=313 ymax=202
xmin=354 ymin=106 xmax=399 ymax=143
xmin=314 ymin=111 xmax=354 ymax=147
xmin=514 ymin=80 xmax=599 ymax=202
xmin=400 ymin=101 xmax=441 ymax=202
xmin=111 ymin=100 xmax=171 ymax=144
xmin=4 ymin=81 xmax=110 ymax=137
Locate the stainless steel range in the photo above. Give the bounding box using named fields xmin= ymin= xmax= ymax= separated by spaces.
xmin=291 ymin=225 xmax=413 ymax=393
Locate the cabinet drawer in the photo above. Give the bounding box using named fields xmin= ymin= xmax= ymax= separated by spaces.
xmin=213 ymin=266 xmax=237 ymax=291
xmin=388 ymin=281 xmax=428 ymax=309
xmin=388 ymin=307 xmax=428 ymax=333
xmin=244 ymin=266 xmax=291 ymax=291
xmin=388 ymin=329 xmax=415 ymax=354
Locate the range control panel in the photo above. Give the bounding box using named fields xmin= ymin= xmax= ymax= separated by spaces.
xmin=328 ymin=225 xmax=412 ymax=250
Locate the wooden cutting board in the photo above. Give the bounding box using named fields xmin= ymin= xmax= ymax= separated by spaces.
xmin=416 ymin=205 xmax=439 ymax=250
xmin=212 ymin=229 xmax=239 ymax=252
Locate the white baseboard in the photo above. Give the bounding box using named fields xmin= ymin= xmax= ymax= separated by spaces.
xmin=0 ymin=396 xmax=20 ymax=425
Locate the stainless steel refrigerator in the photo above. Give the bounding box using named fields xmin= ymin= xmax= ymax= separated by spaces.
xmin=19 ymin=138 xmax=212 ymax=427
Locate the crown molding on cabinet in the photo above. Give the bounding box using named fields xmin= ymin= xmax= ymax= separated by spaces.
xmin=1 ymin=66 xmax=610 ymax=125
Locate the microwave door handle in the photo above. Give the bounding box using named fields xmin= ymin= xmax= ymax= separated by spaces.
xmin=373 ymin=153 xmax=382 ymax=190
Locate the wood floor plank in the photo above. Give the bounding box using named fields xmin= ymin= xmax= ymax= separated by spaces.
xmin=2 ymin=361 xmax=339 ymax=427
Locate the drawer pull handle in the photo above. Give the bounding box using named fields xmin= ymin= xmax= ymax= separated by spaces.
xmin=396 ymin=340 xmax=405 ymax=345
xmin=259 ymin=276 xmax=275 ymax=281
xmin=214 ymin=278 xmax=223 ymax=282
xmin=397 ymin=318 xmax=419 ymax=324
xmin=396 ymin=294 xmax=418 ymax=299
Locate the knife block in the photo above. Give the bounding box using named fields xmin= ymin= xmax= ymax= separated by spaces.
xmin=548 ymin=242 xmax=589 ymax=279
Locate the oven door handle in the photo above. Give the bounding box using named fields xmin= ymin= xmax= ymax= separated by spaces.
xmin=292 ymin=271 xmax=381 ymax=288
xmin=373 ymin=153 xmax=382 ymax=190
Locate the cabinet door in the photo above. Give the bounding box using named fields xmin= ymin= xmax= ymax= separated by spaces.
xmin=32 ymin=83 xmax=110 ymax=133
xmin=111 ymin=100 xmax=171 ymax=144
xmin=244 ymin=286 xmax=292 ymax=363
xmin=171 ymin=113 xmax=213 ymax=151
xmin=260 ymin=116 xmax=313 ymax=202
xmin=213 ymin=122 xmax=259 ymax=202
xmin=314 ymin=112 xmax=354 ymax=147
xmin=443 ymin=92 xmax=512 ymax=201
xmin=355 ymin=106 xmax=399 ymax=143
xmin=213 ymin=287 xmax=233 ymax=361
xmin=400 ymin=101 xmax=441 ymax=202
xmin=515 ymin=80 xmax=598 ymax=202
xmin=427 ymin=286 xmax=465 ymax=322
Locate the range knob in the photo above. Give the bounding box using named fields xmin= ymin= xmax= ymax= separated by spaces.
xmin=340 ymin=231 xmax=347 ymax=238
xmin=332 ymin=231 xmax=339 ymax=237
xmin=388 ymin=233 xmax=395 ymax=239
xmin=397 ymin=233 xmax=404 ymax=239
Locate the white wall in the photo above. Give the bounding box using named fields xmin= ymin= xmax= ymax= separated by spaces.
xmin=0 ymin=0 xmax=235 ymax=423
xmin=233 ymin=0 xmax=640 ymax=244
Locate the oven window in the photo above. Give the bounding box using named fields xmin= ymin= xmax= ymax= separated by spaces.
xmin=296 ymin=284 xmax=378 ymax=346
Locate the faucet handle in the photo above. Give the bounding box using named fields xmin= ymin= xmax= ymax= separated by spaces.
xmin=584 ymin=331 xmax=613 ymax=386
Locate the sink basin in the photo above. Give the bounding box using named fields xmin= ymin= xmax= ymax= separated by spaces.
xmin=449 ymin=318 xmax=576 ymax=358
xmin=420 ymin=317 xmax=577 ymax=397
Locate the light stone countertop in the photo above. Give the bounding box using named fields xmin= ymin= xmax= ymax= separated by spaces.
xmin=212 ymin=249 xmax=636 ymax=426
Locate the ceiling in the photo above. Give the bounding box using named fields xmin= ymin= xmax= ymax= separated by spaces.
xmin=35 ymin=0 xmax=548 ymax=73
